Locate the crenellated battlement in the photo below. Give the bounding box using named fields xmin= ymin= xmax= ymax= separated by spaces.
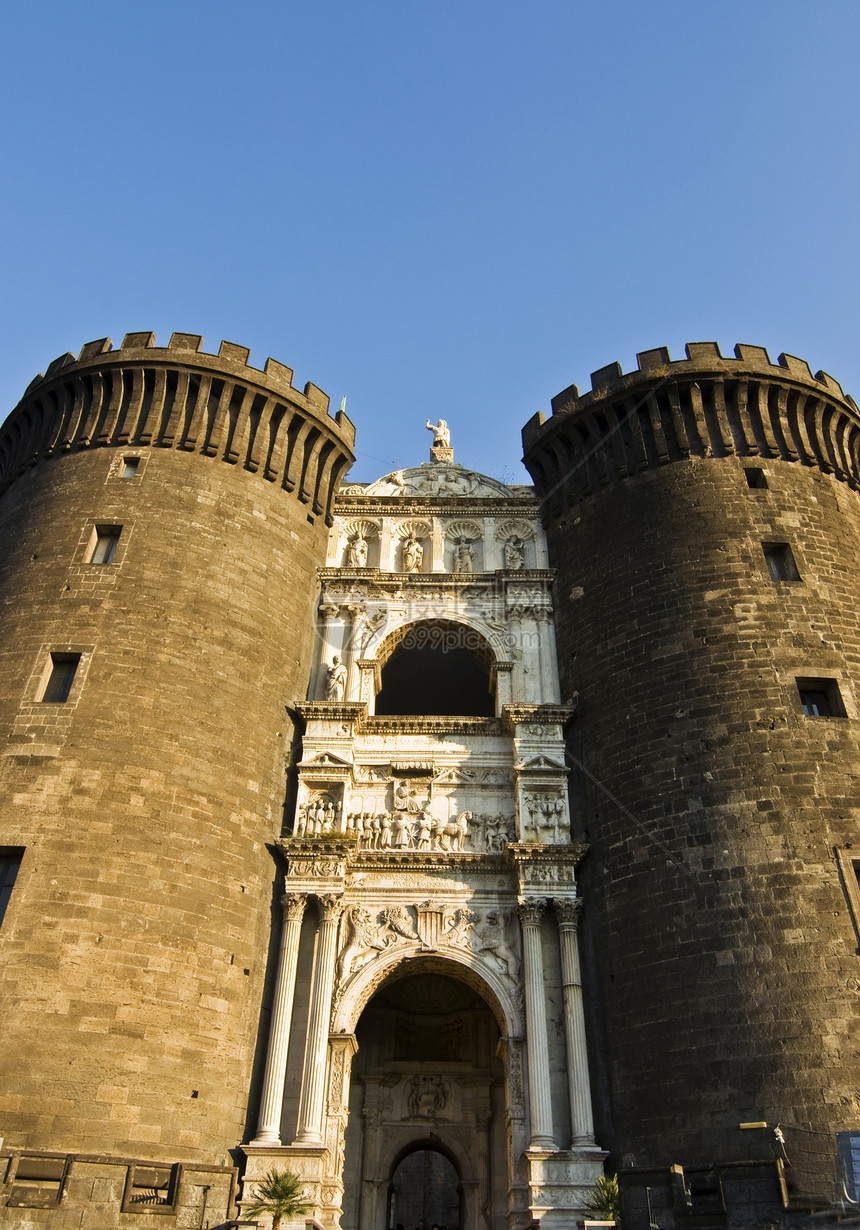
xmin=26 ymin=331 xmax=345 ymax=418
xmin=522 ymin=342 xmax=860 ymax=515
xmin=1 ymin=332 xmax=356 ymax=524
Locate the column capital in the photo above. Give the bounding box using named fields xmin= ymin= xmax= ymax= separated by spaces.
xmin=320 ymin=603 xmax=341 ymax=619
xmin=553 ymin=897 xmax=583 ymax=930
xmin=518 ymin=897 xmax=548 ymax=927
xmin=318 ymin=893 xmax=345 ymax=923
xmin=281 ymin=891 xmax=308 ymax=922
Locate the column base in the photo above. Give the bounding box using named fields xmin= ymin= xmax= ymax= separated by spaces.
xmin=248 ymin=1130 xmax=283 ymax=1147
xmin=293 ymin=1131 xmax=326 ymax=1147
xmin=527 ymin=1139 xmax=557 ymax=1153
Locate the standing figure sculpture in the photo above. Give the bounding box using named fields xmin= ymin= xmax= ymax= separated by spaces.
xmin=426 ymin=418 xmax=451 ymax=448
xmin=325 ymin=654 xmax=348 ymax=701
xmin=505 ymin=536 xmax=525 ymax=571
xmin=348 ymin=535 xmax=368 ymax=568
xmin=403 ymin=536 xmax=423 ymax=573
xmin=455 ymin=541 xmax=474 ymax=573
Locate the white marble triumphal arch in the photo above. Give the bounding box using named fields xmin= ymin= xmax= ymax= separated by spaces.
xmin=242 ymin=428 xmax=605 ymax=1230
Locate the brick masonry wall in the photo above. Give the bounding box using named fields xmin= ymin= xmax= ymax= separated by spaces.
xmin=536 ymin=450 xmax=860 ymax=1189
xmin=0 ymin=436 xmax=335 ymax=1180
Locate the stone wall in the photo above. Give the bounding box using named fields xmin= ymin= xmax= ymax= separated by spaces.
xmin=523 ymin=344 xmax=860 ymax=1220
xmin=0 ymin=335 xmax=353 ymax=1225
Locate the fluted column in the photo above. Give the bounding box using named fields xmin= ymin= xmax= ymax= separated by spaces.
xmin=518 ymin=898 xmax=555 ymax=1148
xmin=317 ymin=604 xmax=341 ymax=699
xmin=536 ymin=610 xmax=560 ymax=703
xmin=554 ymin=897 xmax=596 ymax=1145
xmin=345 ymin=602 xmax=364 ymax=700
xmin=295 ymin=894 xmax=345 ymax=1144
xmin=252 ymin=892 xmax=307 ymax=1144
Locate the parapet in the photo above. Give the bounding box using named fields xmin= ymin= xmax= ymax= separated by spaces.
xmin=0 ymin=333 xmax=356 ymax=524
xmin=522 ymin=342 xmax=860 ymax=515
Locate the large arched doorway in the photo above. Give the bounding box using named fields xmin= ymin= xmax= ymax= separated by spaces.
xmin=341 ymin=968 xmax=507 ymax=1230
xmin=389 ymin=1144 xmax=460 ymax=1230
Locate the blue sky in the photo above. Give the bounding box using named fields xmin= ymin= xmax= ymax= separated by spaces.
xmin=2 ymin=1 xmax=858 ymax=483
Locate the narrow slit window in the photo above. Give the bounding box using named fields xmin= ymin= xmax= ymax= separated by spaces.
xmin=120 ymin=457 xmax=140 ymax=477
xmin=744 ymin=467 xmax=768 ymax=488
xmin=89 ymin=526 xmax=121 ymax=564
xmin=835 ymin=849 xmax=860 ymax=954
xmin=41 ymin=653 xmax=81 ymax=703
xmin=0 ymin=850 xmax=23 ymax=927
xmin=796 ymin=677 xmax=846 ymax=718
xmin=763 ymin=542 xmax=800 ymax=581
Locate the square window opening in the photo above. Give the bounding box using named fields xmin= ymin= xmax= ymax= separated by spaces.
xmin=41 ymin=653 xmax=81 ymax=703
xmin=122 ymin=1163 xmax=180 ymax=1212
xmin=7 ymin=1156 xmax=67 ymax=1207
xmin=744 ymin=467 xmax=768 ymax=489
xmin=796 ymin=677 xmax=846 ymax=718
xmin=88 ymin=525 xmax=122 ymax=565
xmin=763 ymin=542 xmax=800 ymax=582
xmin=120 ymin=457 xmax=140 ymax=477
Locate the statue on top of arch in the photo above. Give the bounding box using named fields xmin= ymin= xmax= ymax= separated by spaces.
xmin=426 ymin=418 xmax=454 ymax=462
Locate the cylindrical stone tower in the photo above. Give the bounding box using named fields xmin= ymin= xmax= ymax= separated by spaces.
xmin=522 ymin=343 xmax=860 ymax=1221
xmin=0 ymin=333 xmax=353 ymax=1223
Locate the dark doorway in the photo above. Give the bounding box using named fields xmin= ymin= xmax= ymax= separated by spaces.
xmin=390 ymin=1148 xmax=460 ymax=1230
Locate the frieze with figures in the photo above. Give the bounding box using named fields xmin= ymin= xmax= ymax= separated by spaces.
xmin=342 ymin=808 xmax=514 ymax=853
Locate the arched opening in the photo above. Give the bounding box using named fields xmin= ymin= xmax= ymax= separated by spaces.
xmin=375 ymin=620 xmax=495 ymax=717
xmin=340 ymin=968 xmax=507 ymax=1230
xmin=389 ymin=1145 xmax=460 ymax=1230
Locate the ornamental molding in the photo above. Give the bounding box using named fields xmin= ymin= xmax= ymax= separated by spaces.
xmin=334 ymin=900 xmax=524 ymax=1000
xmin=302 ymin=751 xmax=353 ymax=769
xmin=392 ymin=519 xmax=432 ymax=541
xmin=443 ymin=518 xmax=483 ymax=541
xmin=349 ymin=849 xmax=510 ymax=873
xmin=507 ymin=841 xmax=588 ymax=894
xmin=352 ymin=465 xmax=528 ymax=500
xmin=495 ymin=517 xmax=536 ymax=542
xmin=514 ymin=754 xmax=569 ymax=774
xmin=339 ymin=517 xmax=381 ymax=539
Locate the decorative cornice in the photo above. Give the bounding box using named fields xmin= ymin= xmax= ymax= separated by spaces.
xmin=503 ymin=703 xmax=576 ymax=730
xmin=363 ymin=715 xmax=502 ymax=736
xmin=334 ymin=499 xmax=539 ymax=516
xmin=318 ymin=568 xmax=555 ymax=585
xmin=506 ymin=841 xmax=589 ymax=870
xmin=298 ymin=701 xmax=366 ymax=722
xmin=347 ymin=850 xmax=510 ymax=873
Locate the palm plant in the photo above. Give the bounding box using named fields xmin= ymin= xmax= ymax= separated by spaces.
xmin=583 ymin=1172 xmax=621 ymax=1223
xmin=244 ymin=1168 xmax=312 ymax=1230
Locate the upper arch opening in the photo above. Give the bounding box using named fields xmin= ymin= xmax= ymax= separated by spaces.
xmin=374 ymin=619 xmax=495 ymax=717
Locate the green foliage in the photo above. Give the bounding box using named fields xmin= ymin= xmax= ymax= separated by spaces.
xmin=584 ymin=1172 xmax=621 ymax=1221
xmin=244 ymin=1168 xmax=312 ymax=1230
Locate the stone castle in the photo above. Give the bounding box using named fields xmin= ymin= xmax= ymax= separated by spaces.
xmin=0 ymin=333 xmax=857 ymax=1229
